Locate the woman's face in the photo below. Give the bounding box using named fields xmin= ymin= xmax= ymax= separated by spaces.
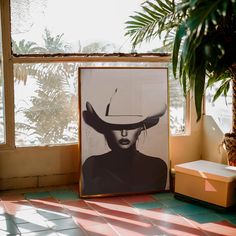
xmin=107 ymin=127 xmax=142 ymax=150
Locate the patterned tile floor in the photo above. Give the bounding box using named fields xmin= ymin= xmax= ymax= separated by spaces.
xmin=0 ymin=185 xmax=236 ymax=235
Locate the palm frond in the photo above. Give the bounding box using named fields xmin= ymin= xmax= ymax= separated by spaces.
xmin=172 ymin=0 xmax=236 ymax=120
xmin=125 ymin=0 xmax=176 ymax=48
xmin=212 ymin=79 xmax=230 ymax=102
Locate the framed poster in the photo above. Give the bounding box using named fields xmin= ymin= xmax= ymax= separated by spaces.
xmin=79 ymin=67 xmax=169 ymax=197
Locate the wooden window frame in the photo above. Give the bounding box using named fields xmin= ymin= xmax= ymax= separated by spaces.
xmin=0 ymin=0 xmax=189 ymax=150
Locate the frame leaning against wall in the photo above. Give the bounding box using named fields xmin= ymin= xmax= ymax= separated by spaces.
xmin=79 ymin=67 xmax=170 ymax=198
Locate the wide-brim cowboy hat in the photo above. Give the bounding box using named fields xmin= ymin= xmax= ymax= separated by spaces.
xmin=83 ymin=101 xmax=167 ymax=133
xmin=83 ymin=87 xmax=167 ymax=132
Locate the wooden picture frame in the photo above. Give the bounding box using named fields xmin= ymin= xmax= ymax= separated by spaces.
xmin=79 ymin=67 xmax=169 ymax=198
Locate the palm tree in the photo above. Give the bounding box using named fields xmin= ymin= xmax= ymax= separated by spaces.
xmin=12 ymin=39 xmax=44 ymax=84
xmin=125 ymin=1 xmax=182 ymax=51
xmin=125 ymin=0 xmax=236 ymax=164
xmin=13 ymin=29 xmax=119 ymax=145
xmin=82 ymin=42 xmax=116 ymax=53
xmin=14 ymin=30 xmax=78 ymax=145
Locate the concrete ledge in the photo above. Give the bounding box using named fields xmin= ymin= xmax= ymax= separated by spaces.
xmin=38 ymin=172 xmax=79 ymax=187
xmin=0 ymin=176 xmax=38 ymax=190
xmin=0 ymin=172 xmax=79 ymax=191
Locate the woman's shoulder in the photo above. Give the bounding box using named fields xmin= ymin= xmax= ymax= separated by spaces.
xmin=83 ymin=152 xmax=112 ymax=165
xmin=136 ymin=152 xmax=167 ymax=167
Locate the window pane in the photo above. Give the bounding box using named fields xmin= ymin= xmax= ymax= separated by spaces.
xmin=14 ymin=63 xmax=78 ymax=146
xmin=169 ymin=69 xmax=186 ymax=135
xmin=0 ymin=19 xmax=5 ymax=144
xmin=14 ymin=62 xmax=186 ymax=147
xmin=205 ymin=83 xmax=232 ymax=133
xmin=11 ymin=0 xmax=162 ymax=54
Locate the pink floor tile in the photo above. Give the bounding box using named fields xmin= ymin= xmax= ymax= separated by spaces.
xmin=105 ymin=214 xmax=153 ymax=229
xmin=30 ymin=199 xmax=66 ymax=213
xmin=2 ymin=200 xmax=34 ymax=214
xmin=98 ymin=207 xmax=171 ymax=236
xmin=67 ymin=206 xmax=100 ymax=218
xmin=84 ymin=223 xmax=119 ymax=236
xmin=100 ymin=210 xmax=151 ymax=228
xmin=137 ymin=206 xmax=175 ymax=218
xmin=85 ymin=198 xmax=136 ymax=214
xmin=138 ymin=207 xmax=182 ymax=224
xmin=0 ymin=201 xmax=6 ymax=214
xmin=103 ymin=210 xmax=167 ymax=236
xmin=139 ymin=208 xmax=206 ymax=236
xmin=197 ymin=220 xmax=236 ymax=236
xmin=121 ymin=194 xmax=156 ymax=204
xmin=85 ymin=196 xmax=125 ymax=205
xmin=74 ymin=215 xmax=107 ymax=229
xmin=158 ymin=226 xmax=207 ymax=236
xmin=61 ymin=199 xmax=91 ymax=210
xmin=110 ymin=223 xmax=165 ymax=236
xmin=99 ymin=208 xmax=142 ymax=224
xmin=0 ymin=187 xmax=236 ymax=236
xmin=29 ymin=197 xmax=59 ymax=205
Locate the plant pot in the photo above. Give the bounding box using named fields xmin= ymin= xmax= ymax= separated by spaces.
xmin=223 ymin=133 xmax=236 ymax=166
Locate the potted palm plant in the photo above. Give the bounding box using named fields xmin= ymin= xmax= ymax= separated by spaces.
xmin=125 ymin=0 xmax=236 ymax=165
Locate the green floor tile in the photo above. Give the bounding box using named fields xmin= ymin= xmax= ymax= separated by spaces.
xmin=17 ymin=221 xmax=50 ymax=234
xmin=21 ymin=230 xmax=57 ymax=236
xmin=158 ymin=198 xmax=187 ymax=207
xmin=228 ymin=218 xmax=236 ymax=225
xmin=185 ymin=212 xmax=224 ymax=223
xmin=57 ymin=228 xmax=86 ymax=236
xmin=49 ymin=190 xmax=79 ymax=200
xmin=171 ymin=203 xmax=213 ymax=216
xmin=47 ymin=218 xmax=78 ymax=231
xmin=24 ymin=191 xmax=51 ymax=199
xmin=152 ymin=192 xmax=174 ymax=200
xmin=132 ymin=201 xmax=165 ymax=209
xmin=216 ymin=211 xmax=236 ymax=221
xmin=37 ymin=209 xmax=70 ymax=220
xmin=0 ymin=230 xmax=20 ymax=236
xmin=0 ymin=213 xmax=11 ymax=221
xmin=0 ymin=219 xmax=21 ymax=234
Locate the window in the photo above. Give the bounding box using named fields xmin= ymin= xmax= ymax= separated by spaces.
xmin=169 ymin=68 xmax=186 ymax=135
xmin=14 ymin=63 xmax=78 ymax=146
xmin=11 ymin=0 xmax=159 ymax=54
xmin=0 ymin=11 xmax=5 ymax=144
xmin=0 ymin=0 xmax=188 ymax=148
xmin=205 ymin=83 xmax=232 ymax=133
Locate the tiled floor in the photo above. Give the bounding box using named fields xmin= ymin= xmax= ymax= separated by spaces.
xmin=0 ymin=186 xmax=236 ymax=236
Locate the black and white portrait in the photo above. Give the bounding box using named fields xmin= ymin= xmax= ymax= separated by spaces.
xmin=79 ymin=67 xmax=169 ymax=197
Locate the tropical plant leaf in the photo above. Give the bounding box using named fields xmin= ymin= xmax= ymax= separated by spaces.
xmin=194 ymin=63 xmax=206 ymax=121
xmin=172 ymin=23 xmax=186 ymax=78
xmin=207 ymin=71 xmax=231 ymax=87
xmin=126 ymin=0 xmax=236 ymax=122
xmin=155 ymin=0 xmax=172 ymax=12
xmin=213 ymin=80 xmax=231 ymax=102
xmin=125 ymin=0 xmax=176 ymax=48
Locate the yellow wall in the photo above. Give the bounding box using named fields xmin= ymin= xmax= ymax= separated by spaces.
xmin=0 ymin=99 xmax=205 ymax=190
xmin=170 ymin=98 xmax=202 ymax=167
xmin=0 ymin=145 xmax=80 ymax=190
xmin=202 ymin=115 xmax=228 ymax=164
